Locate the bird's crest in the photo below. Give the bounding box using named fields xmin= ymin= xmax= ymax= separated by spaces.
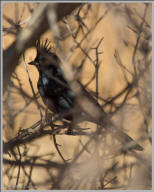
xmin=36 ymin=39 xmax=54 ymax=55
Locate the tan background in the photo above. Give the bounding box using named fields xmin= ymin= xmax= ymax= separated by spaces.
xmin=3 ymin=3 xmax=152 ymax=190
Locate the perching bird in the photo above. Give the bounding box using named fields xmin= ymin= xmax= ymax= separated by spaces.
xmin=28 ymin=39 xmax=76 ymax=121
xmin=28 ymin=39 xmax=143 ymax=151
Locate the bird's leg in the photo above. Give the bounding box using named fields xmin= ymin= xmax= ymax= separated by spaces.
xmin=45 ymin=99 xmax=53 ymax=124
xmin=40 ymin=99 xmax=52 ymax=130
xmin=67 ymin=122 xmax=74 ymax=135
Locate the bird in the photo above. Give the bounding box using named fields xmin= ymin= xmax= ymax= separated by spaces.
xmin=28 ymin=39 xmax=144 ymax=151
xmin=28 ymin=39 xmax=76 ymax=121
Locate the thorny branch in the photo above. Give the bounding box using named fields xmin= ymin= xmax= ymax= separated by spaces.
xmin=3 ymin=3 xmax=151 ymax=190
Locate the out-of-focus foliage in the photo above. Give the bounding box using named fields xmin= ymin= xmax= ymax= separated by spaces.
xmin=3 ymin=3 xmax=151 ymax=190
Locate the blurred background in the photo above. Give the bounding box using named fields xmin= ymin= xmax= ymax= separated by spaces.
xmin=3 ymin=2 xmax=152 ymax=190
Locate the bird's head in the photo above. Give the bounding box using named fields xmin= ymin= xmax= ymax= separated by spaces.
xmin=28 ymin=39 xmax=60 ymax=72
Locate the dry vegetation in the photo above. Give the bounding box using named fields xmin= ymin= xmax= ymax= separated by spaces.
xmin=3 ymin=3 xmax=152 ymax=190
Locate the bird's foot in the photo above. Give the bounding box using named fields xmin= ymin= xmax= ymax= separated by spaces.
xmin=40 ymin=113 xmax=53 ymax=129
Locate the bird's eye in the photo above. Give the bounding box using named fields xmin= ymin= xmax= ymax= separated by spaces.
xmin=39 ymin=56 xmax=46 ymax=62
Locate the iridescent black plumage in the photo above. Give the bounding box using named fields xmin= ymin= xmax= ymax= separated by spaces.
xmin=28 ymin=39 xmax=75 ymax=120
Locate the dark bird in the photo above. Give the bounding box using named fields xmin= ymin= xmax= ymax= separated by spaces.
xmin=28 ymin=39 xmax=143 ymax=151
xmin=28 ymin=39 xmax=76 ymax=121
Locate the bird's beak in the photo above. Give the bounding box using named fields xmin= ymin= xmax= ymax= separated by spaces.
xmin=28 ymin=61 xmax=39 ymax=66
xmin=28 ymin=61 xmax=36 ymax=65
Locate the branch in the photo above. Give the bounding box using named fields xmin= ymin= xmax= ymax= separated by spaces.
xmin=3 ymin=3 xmax=81 ymax=93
